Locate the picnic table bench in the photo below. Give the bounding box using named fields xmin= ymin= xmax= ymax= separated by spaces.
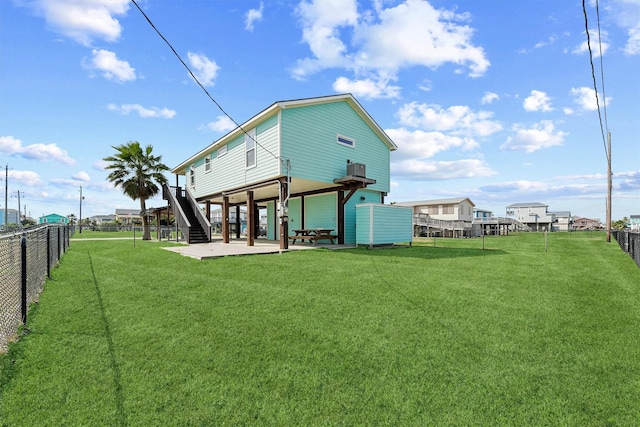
xmin=289 ymin=229 xmax=335 ymax=245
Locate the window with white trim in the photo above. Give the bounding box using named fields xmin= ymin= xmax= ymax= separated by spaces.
xmin=337 ymin=134 xmax=355 ymax=148
xmin=204 ymin=155 xmax=211 ymax=173
xmin=217 ymin=145 xmax=227 ymax=157
xmin=245 ymin=128 xmax=256 ymax=168
xmin=189 ymin=166 xmax=195 ymax=187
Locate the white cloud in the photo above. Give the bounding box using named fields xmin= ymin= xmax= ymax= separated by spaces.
xmin=84 ymin=49 xmax=136 ymax=82
xmin=625 ymin=26 xmax=640 ymax=54
xmin=72 ymin=171 xmax=91 ymax=182
xmin=355 ymin=0 xmax=489 ymax=76
xmin=396 ymin=102 xmax=503 ymax=137
xmin=0 ymin=135 xmax=75 ymax=165
xmin=207 ymin=116 xmax=237 ymax=133
xmin=481 ymin=92 xmax=499 ymax=105
xmin=108 ymin=104 xmax=176 ymax=119
xmin=187 ymin=52 xmax=220 ymax=86
xmin=534 ymin=35 xmax=557 ymax=49
xmin=8 ymin=170 xmax=44 ymax=187
xmin=573 ymin=29 xmax=609 ymax=57
xmin=386 ymin=128 xmax=478 ymax=160
xmin=501 ymin=120 xmax=567 ymax=153
xmin=245 ymin=2 xmax=264 ymax=31
xmin=23 ymin=0 xmax=130 ymax=46
xmin=570 ymin=86 xmax=612 ymax=111
xmin=292 ymin=0 xmax=490 ymax=94
xmin=391 ymin=158 xmax=496 ymax=180
xmin=605 ymin=0 xmax=640 ymax=55
xmin=93 ymin=160 xmax=109 ymax=171
xmin=523 ymin=90 xmax=553 ymax=112
xmin=332 ymin=75 xmax=401 ymax=99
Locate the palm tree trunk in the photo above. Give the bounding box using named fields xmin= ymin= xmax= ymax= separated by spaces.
xmin=140 ymin=198 xmax=151 ymax=240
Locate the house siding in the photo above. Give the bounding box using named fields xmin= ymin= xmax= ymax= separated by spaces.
xmin=287 ymin=197 xmax=302 ymax=231
xmin=304 ymin=193 xmax=337 ymax=230
xmin=344 ymin=189 xmax=381 ymax=244
xmin=280 ymin=101 xmax=390 ymax=193
xmin=356 ymin=204 xmax=413 ymax=246
xmin=189 ymin=114 xmax=280 ymax=199
xmin=266 ymin=201 xmax=276 ymax=240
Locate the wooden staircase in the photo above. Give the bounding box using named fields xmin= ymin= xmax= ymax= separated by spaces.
xmin=176 ymin=196 xmax=209 ymax=244
xmin=163 ymin=184 xmax=211 ymax=244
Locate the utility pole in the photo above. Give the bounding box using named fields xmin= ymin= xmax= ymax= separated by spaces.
xmin=12 ymin=190 xmax=21 ymax=227
xmin=606 ymin=132 xmax=612 ymax=243
xmin=79 ymin=186 xmax=84 ymax=233
xmin=4 ymin=164 xmax=7 ymax=229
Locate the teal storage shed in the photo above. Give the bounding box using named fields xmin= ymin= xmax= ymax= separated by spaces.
xmin=355 ymin=203 xmax=413 ymax=248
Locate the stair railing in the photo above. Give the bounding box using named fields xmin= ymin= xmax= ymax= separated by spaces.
xmin=184 ymin=187 xmax=212 ymax=242
xmin=163 ymin=184 xmax=191 ymax=242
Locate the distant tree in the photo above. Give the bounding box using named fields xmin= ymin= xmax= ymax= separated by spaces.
xmin=103 ymin=141 xmax=169 ymax=240
xmin=68 ymin=214 xmax=77 ymax=226
xmin=612 ymin=217 xmax=628 ymax=231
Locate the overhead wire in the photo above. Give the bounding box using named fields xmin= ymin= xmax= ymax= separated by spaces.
xmin=595 ymin=0 xmax=609 ymax=134
xmin=129 ymin=0 xmax=280 ymax=162
xmin=581 ymin=0 xmax=609 ymax=162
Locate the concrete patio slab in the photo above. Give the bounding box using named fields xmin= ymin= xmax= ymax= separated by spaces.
xmin=161 ymin=238 xmax=352 ymax=260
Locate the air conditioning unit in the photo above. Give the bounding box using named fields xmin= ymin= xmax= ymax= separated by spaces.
xmin=347 ymin=162 xmax=366 ymax=177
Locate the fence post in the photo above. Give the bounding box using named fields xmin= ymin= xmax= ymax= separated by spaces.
xmin=21 ymin=235 xmax=27 ymax=324
xmin=47 ymin=227 xmax=51 ymax=278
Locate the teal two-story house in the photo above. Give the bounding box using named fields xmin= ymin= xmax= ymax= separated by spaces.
xmin=167 ymin=94 xmax=398 ymax=248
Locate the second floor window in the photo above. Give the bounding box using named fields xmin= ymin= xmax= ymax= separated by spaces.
xmin=246 ymin=128 xmax=256 ymax=168
xmin=204 ymin=155 xmax=211 ymax=172
xmin=189 ymin=167 xmax=195 ymax=187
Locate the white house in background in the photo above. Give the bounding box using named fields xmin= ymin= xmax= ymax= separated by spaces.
xmin=0 ymin=208 xmax=20 ymax=226
xmin=395 ymin=198 xmax=475 ymax=222
xmin=506 ymin=202 xmax=554 ymax=231
xmin=550 ymin=211 xmax=572 ymax=232
xmin=90 ymin=214 xmax=117 ymax=224
xmin=115 ymin=209 xmax=142 ymax=224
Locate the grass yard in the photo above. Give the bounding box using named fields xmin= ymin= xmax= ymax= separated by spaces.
xmin=1 ymin=233 xmax=639 ymax=425
xmin=71 ymin=229 xmax=137 ymax=239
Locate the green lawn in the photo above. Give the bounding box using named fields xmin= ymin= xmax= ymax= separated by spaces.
xmin=1 ymin=233 xmax=639 ymax=425
xmin=71 ymin=229 xmax=137 ymax=239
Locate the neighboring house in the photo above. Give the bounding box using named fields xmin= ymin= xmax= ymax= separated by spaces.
xmin=39 ymin=213 xmax=69 ymax=224
xmin=506 ymin=202 xmax=554 ymax=231
xmin=629 ymin=215 xmax=640 ymax=231
xmin=168 ymin=93 xmax=399 ymax=247
xmin=395 ymin=198 xmax=475 ymax=222
xmin=550 ymin=211 xmax=572 ymax=232
xmin=0 ymin=208 xmax=20 ymax=226
xmin=115 ymin=209 xmax=142 ymax=224
xmin=473 ymin=208 xmax=493 ymax=221
xmin=90 ymin=214 xmax=117 ymax=224
xmin=572 ymin=216 xmax=602 ymax=230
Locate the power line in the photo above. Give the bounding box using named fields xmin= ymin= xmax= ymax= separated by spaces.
xmin=581 ymin=0 xmax=609 ymax=162
xmin=595 ymin=0 xmax=609 ymax=135
xmin=129 ymin=0 xmax=280 ymax=161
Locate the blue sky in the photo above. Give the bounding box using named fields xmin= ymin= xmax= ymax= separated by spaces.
xmin=1 ymin=0 xmax=638 ymax=222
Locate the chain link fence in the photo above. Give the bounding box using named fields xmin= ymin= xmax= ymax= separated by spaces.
xmin=612 ymin=230 xmax=640 ymax=268
xmin=0 ymin=225 xmax=70 ymax=353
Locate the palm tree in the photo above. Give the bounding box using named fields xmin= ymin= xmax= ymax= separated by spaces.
xmin=103 ymin=141 xmax=169 ymax=240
